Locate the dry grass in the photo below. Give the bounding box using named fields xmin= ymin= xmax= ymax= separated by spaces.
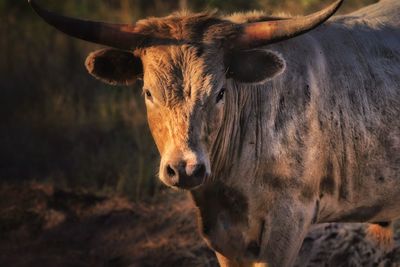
xmin=0 ymin=183 xmax=218 ymax=267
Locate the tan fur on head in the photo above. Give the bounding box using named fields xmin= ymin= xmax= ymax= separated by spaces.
xmin=366 ymin=223 xmax=394 ymax=253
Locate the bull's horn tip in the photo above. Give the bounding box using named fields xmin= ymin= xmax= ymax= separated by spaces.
xmin=334 ymin=0 xmax=345 ymax=9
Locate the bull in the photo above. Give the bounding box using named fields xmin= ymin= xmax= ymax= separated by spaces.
xmin=29 ymin=0 xmax=400 ymax=266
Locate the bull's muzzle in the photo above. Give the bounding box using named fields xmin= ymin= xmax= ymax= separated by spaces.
xmin=161 ymin=159 xmax=207 ymax=190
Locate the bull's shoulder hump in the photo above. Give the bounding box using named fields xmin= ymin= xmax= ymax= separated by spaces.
xmin=334 ymin=0 xmax=400 ymax=27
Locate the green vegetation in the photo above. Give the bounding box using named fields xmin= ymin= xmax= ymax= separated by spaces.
xmin=0 ymin=0 xmax=376 ymax=200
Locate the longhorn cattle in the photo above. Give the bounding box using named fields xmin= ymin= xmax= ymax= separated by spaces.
xmin=30 ymin=0 xmax=400 ymax=266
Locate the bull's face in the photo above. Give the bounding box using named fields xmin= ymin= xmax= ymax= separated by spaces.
xmin=141 ymin=45 xmax=225 ymax=189
xmin=29 ymin=1 xmax=343 ymax=190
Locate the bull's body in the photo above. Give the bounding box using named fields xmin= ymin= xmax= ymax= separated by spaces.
xmin=193 ymin=1 xmax=400 ymax=265
xmin=30 ymin=0 xmax=400 ymax=266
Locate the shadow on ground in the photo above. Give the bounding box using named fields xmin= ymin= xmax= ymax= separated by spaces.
xmin=0 ymin=184 xmax=399 ymax=267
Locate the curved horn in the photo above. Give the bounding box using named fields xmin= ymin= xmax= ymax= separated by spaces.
xmin=236 ymin=0 xmax=343 ymax=48
xmin=28 ymin=0 xmax=146 ymax=50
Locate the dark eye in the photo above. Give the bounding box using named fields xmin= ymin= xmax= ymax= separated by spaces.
xmin=144 ymin=89 xmax=152 ymax=99
xmin=216 ymin=88 xmax=225 ymax=103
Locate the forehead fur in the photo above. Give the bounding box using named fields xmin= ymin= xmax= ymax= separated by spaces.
xmin=141 ymin=44 xmax=224 ymax=107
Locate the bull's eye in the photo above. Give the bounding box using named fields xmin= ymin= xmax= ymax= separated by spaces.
xmin=144 ymin=89 xmax=152 ymax=100
xmin=216 ymin=88 xmax=225 ymax=103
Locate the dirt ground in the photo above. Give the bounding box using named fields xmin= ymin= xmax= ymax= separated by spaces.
xmin=0 ymin=184 xmax=399 ymax=267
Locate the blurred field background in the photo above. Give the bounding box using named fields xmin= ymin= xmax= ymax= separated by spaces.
xmin=0 ymin=0 xmax=377 ymax=200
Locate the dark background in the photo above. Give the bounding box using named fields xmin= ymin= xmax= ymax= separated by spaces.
xmin=0 ymin=0 xmax=377 ymax=200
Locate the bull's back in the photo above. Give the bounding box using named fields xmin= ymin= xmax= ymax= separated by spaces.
xmin=344 ymin=0 xmax=400 ymax=28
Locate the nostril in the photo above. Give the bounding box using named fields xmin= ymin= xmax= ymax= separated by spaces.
xmin=166 ymin=165 xmax=176 ymax=177
xmin=192 ymin=164 xmax=206 ymax=178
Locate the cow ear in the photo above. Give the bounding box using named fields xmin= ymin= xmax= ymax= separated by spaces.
xmin=85 ymin=48 xmax=143 ymax=86
xmin=225 ymin=49 xmax=285 ymax=84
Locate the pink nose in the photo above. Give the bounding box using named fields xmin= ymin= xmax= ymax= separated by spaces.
xmin=163 ymin=161 xmax=207 ymax=189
